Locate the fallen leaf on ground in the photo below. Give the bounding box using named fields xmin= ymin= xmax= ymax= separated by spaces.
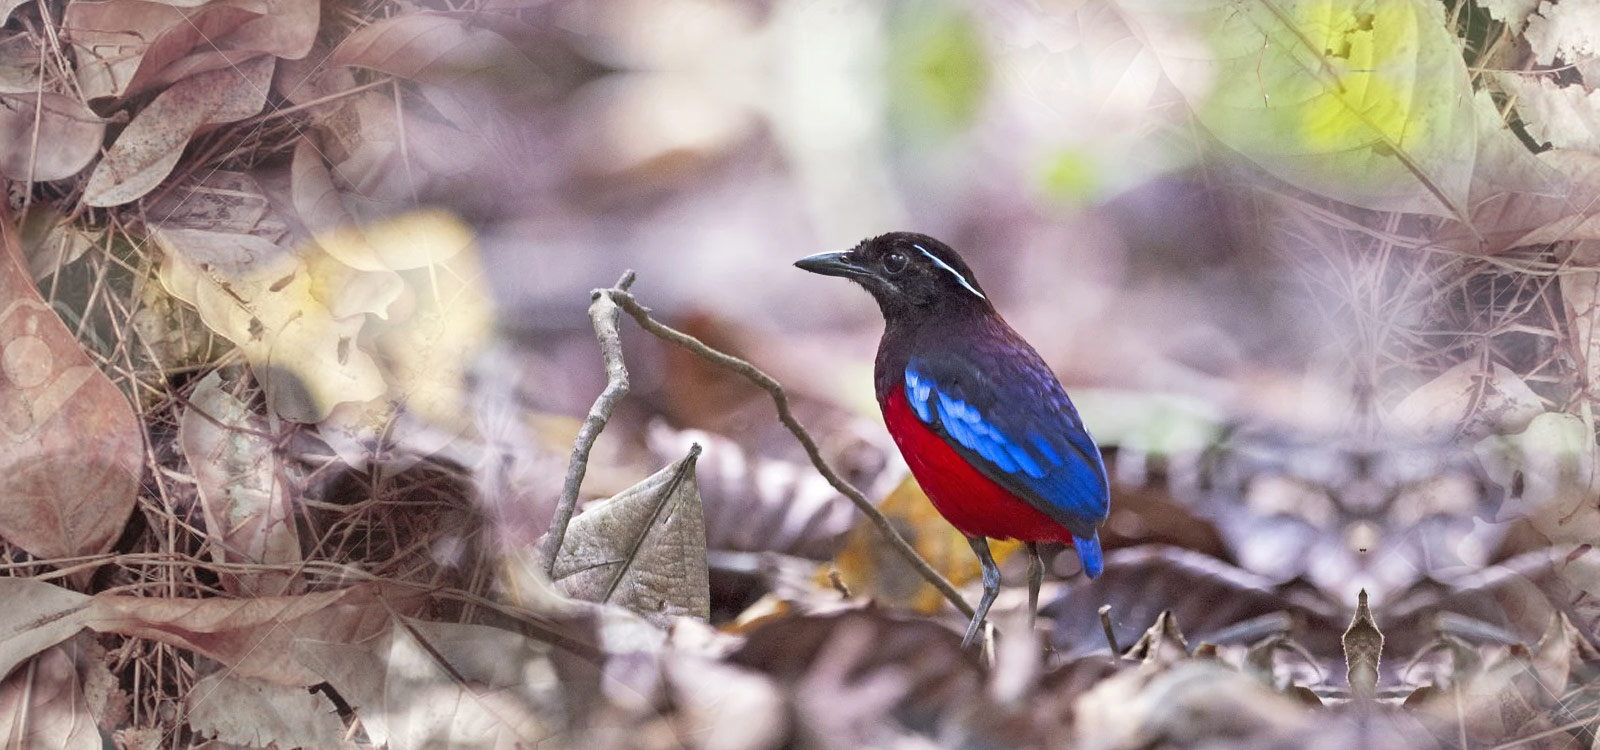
xmin=0 ymin=201 xmax=142 ymax=567
xmin=0 ymin=646 xmax=99 ymax=750
xmin=0 ymin=92 xmax=105 ymax=181
xmin=64 ymin=0 xmax=316 ymax=99
xmin=185 ymin=671 xmax=347 ymax=749
xmin=83 ymin=55 xmax=274 ymax=207
xmin=180 ymin=369 xmax=304 ymax=596
xmin=294 ymin=618 xmax=559 ymax=748
xmin=544 ymin=447 xmax=710 ymax=627
xmin=327 ymin=10 xmax=536 ymax=127
xmin=82 ymin=584 xmax=424 ymax=686
xmin=1388 ymin=360 xmax=1543 ymax=439
xmin=153 ymin=171 xmax=386 ymax=423
xmin=0 ymin=579 xmax=91 ymax=683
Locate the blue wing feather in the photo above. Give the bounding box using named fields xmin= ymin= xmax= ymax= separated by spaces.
xmin=904 ymin=356 xmax=1109 ymax=573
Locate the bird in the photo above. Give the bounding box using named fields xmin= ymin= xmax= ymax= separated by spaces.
xmin=796 ymin=232 xmax=1110 ymax=648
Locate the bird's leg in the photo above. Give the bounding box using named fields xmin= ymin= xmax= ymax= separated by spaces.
xmin=1025 ymin=542 xmax=1043 ymax=628
xmin=963 ymin=536 xmax=1000 ymax=649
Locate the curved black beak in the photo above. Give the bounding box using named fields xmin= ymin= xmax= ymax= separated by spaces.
xmin=794 ymin=251 xmax=867 ymax=279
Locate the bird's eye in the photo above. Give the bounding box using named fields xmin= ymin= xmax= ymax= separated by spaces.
xmin=883 ymin=251 xmax=909 ymax=274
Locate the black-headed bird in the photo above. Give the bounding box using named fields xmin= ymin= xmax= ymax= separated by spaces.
xmin=797 ymin=232 xmax=1110 ymax=648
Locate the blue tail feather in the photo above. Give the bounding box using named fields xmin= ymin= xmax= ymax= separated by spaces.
xmin=1074 ymin=532 xmax=1103 ymax=579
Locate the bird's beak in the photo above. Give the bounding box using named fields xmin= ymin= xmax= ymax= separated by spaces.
xmin=794 ymin=251 xmax=867 ymax=279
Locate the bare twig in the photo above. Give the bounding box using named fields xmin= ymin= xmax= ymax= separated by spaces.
xmin=604 ymin=287 xmax=974 ymax=618
xmin=1099 ymin=604 xmax=1120 ymax=654
xmin=541 ymin=270 xmax=636 ymax=577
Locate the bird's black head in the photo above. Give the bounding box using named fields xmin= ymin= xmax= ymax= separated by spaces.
xmin=794 ymin=232 xmax=992 ymax=320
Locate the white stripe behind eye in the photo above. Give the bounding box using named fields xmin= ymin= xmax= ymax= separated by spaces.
xmin=913 ymin=244 xmax=986 ymax=299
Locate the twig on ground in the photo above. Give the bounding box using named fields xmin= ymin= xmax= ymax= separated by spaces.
xmin=541 ymin=270 xmax=636 ymax=577
xmin=604 ymin=285 xmax=974 ymax=618
xmin=1100 ymin=605 xmax=1120 ymax=655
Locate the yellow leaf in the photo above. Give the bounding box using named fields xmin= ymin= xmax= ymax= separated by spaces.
xmin=824 ymin=475 xmax=1019 ymax=614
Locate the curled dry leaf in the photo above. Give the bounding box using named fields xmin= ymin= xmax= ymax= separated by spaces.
xmin=179 ymin=370 xmax=304 ymax=596
xmin=1113 ymin=0 xmax=1478 ymax=218
xmin=1341 ymin=590 xmax=1383 ymax=697
xmin=83 ymin=54 xmax=274 ymax=207
xmin=544 ymin=447 xmax=710 ymax=628
xmin=0 ymin=202 xmax=141 ymax=567
xmin=0 ymin=646 xmax=99 ymax=750
xmin=0 ymin=92 xmax=105 ymax=181
xmin=185 ymin=671 xmax=346 ymax=749
xmin=293 ymin=618 xmax=560 ymax=749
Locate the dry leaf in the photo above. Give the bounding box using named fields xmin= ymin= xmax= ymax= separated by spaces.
xmin=0 ymin=92 xmax=105 ymax=181
xmin=81 ymin=584 xmax=423 ymax=686
xmin=185 ymin=671 xmax=346 ymax=748
xmin=731 ymin=606 xmax=982 ymax=741
xmin=20 ymin=208 xmax=100 ymax=282
xmin=1341 ymin=590 xmax=1383 ymax=697
xmin=63 ymin=0 xmax=259 ymax=99
xmin=663 ymin=654 xmax=789 ymax=750
xmin=649 ymin=425 xmax=860 ymax=560
xmin=64 ymin=0 xmax=316 ymax=99
xmin=0 ymin=201 xmax=142 ymax=567
xmin=152 ymin=171 xmax=387 ymax=423
xmin=1525 ymin=2 xmax=1600 ymax=68
xmin=308 ymin=206 xmax=494 ymax=465
xmin=293 ymin=618 xmax=559 ymax=749
xmin=1500 ymin=75 xmax=1600 ymax=154
xmin=1073 ymin=661 xmax=1307 ymax=749
xmin=1388 ymin=360 xmax=1544 ymax=439
xmin=1476 ymin=412 xmax=1600 ymax=549
xmin=1561 ymin=241 xmax=1600 ymax=399
xmin=545 ymin=447 xmax=711 ymax=628
xmin=83 ymin=55 xmax=273 ymax=207
xmin=829 ymin=474 xmax=1019 ymax=614
xmin=0 ymin=579 xmax=91 ymax=683
xmin=327 ymin=11 xmax=535 ymax=127
xmin=1042 ymin=546 xmax=1347 ymax=680
xmin=0 ymin=646 xmax=100 ymax=750
xmin=180 ymin=369 xmax=303 ymax=596
xmin=1125 ymin=610 xmax=1191 ymax=665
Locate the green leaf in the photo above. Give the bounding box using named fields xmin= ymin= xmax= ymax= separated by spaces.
xmin=887 ymin=0 xmax=989 ymax=138
xmin=1115 ymin=0 xmax=1477 ymax=218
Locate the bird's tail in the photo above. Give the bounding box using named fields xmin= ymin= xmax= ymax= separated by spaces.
xmin=1073 ymin=532 xmax=1104 ymax=579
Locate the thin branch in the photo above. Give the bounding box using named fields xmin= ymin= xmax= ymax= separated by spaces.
xmin=605 ymin=287 xmax=974 ymax=618
xmin=542 ymin=270 xmax=636 ymax=577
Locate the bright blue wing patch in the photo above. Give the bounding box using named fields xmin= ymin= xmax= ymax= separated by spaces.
xmin=903 ymin=363 xmax=1109 ymax=540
